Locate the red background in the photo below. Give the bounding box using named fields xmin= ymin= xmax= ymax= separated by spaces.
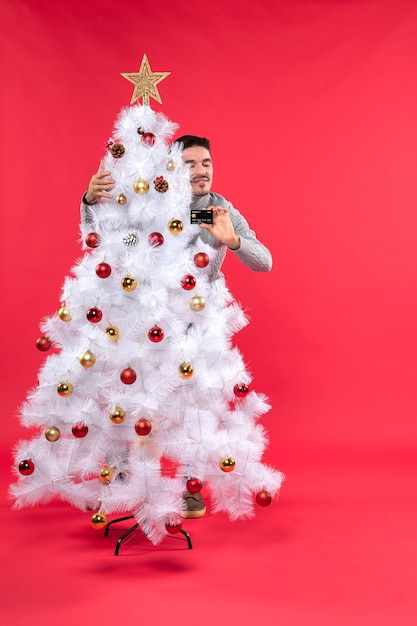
xmin=1 ymin=1 xmax=416 ymax=624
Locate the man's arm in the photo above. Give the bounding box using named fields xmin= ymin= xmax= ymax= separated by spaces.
xmin=199 ymin=206 xmax=241 ymax=250
xmin=200 ymin=204 xmax=272 ymax=272
xmin=81 ymin=165 xmax=115 ymax=224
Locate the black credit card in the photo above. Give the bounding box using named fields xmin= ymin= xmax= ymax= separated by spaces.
xmin=190 ymin=209 xmax=213 ymax=224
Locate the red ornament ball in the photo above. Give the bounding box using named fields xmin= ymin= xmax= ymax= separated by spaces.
xmin=19 ymin=459 xmax=35 ymax=476
xmin=85 ymin=232 xmax=100 ymax=248
xmin=148 ymin=326 xmax=164 ymax=342
xmin=234 ymin=383 xmax=250 ymax=397
xmin=148 ymin=232 xmax=164 ymax=247
xmin=135 ymin=418 xmax=152 ymax=436
xmin=36 ymin=336 xmax=52 ymax=352
xmin=181 ymin=274 xmax=196 ymax=290
xmin=86 ymin=307 xmax=103 ymax=323
xmin=165 ymin=520 xmax=182 ymax=534
xmin=95 ymin=262 xmax=112 ymax=278
xmin=120 ymin=367 xmax=137 ymax=385
xmin=256 ymin=490 xmax=272 ymax=507
xmin=194 ymin=252 xmax=209 ymax=268
xmin=141 ymin=132 xmax=156 ymax=146
xmin=186 ymin=477 xmax=203 ymax=494
xmin=72 ymin=423 xmax=89 ymax=438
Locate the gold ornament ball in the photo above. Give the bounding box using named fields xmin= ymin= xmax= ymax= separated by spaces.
xmin=57 ymin=382 xmax=73 ymax=397
xmin=133 ymin=179 xmax=149 ymax=194
xmin=99 ymin=466 xmax=115 ymax=483
xmin=58 ymin=304 xmax=71 ymax=321
xmin=121 ymin=275 xmax=137 ymax=291
xmin=90 ymin=512 xmax=107 ymax=529
xmin=110 ymin=406 xmax=126 ymax=424
xmin=166 ymin=158 xmax=176 ymax=171
xmin=168 ymin=218 xmax=183 ymax=234
xmin=220 ymin=457 xmax=236 ymax=472
xmin=179 ymin=362 xmax=194 ymax=379
xmin=190 ymin=295 xmax=206 ymax=311
xmin=79 ymin=350 xmax=96 ymax=368
xmin=105 ymin=326 xmax=119 ymax=341
xmin=45 ymin=426 xmax=61 ymax=442
xmin=117 ymin=193 xmax=127 ymax=205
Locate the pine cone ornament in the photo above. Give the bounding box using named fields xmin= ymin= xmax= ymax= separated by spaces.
xmin=110 ymin=143 xmax=125 ymax=158
xmin=123 ymin=232 xmax=139 ymax=246
xmin=154 ymin=176 xmax=169 ymax=192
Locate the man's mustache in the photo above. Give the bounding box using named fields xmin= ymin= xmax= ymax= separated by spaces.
xmin=191 ymin=175 xmax=209 ymax=182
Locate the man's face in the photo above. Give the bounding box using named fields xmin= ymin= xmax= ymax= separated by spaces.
xmin=181 ymin=146 xmax=213 ymax=198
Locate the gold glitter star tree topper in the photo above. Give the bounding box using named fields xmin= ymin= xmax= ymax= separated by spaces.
xmin=121 ymin=54 xmax=170 ymax=106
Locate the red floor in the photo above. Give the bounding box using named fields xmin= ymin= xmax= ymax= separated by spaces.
xmin=2 ymin=429 xmax=416 ymax=626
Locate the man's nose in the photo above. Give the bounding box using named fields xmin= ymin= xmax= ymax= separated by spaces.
xmin=194 ymin=162 xmax=205 ymax=175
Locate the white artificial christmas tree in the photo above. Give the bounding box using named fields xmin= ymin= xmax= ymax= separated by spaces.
xmin=11 ymin=55 xmax=284 ymax=546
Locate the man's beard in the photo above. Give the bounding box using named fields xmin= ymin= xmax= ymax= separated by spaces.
xmin=191 ymin=177 xmax=210 ymax=198
xmin=192 ymin=187 xmax=208 ymax=198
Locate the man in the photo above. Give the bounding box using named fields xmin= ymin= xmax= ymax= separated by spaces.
xmin=81 ymin=135 xmax=273 ymax=518
xmin=83 ymin=135 xmax=272 ymax=277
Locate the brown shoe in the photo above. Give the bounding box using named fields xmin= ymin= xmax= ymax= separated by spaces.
xmin=181 ymin=491 xmax=206 ymax=519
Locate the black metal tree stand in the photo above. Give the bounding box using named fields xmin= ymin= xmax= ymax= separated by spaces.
xmin=104 ymin=515 xmax=192 ymax=555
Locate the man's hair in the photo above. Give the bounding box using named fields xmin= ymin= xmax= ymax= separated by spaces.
xmin=174 ymin=135 xmax=211 ymax=153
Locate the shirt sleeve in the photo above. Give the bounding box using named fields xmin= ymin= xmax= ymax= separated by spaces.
xmin=80 ymin=194 xmax=95 ymax=224
xmin=229 ymin=204 xmax=273 ymax=272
